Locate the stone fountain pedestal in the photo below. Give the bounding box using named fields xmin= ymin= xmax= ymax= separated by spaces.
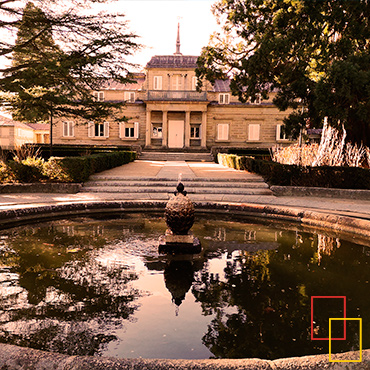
xmin=159 ymin=183 xmax=201 ymax=254
xmin=158 ymin=231 xmax=201 ymax=254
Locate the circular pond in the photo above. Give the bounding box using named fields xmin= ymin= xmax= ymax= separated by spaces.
xmin=0 ymin=213 xmax=368 ymax=360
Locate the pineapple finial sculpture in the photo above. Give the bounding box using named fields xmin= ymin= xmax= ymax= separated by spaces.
xmin=165 ymin=181 xmax=195 ymax=235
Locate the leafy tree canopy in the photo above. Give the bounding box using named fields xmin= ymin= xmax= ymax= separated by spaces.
xmin=196 ymin=0 xmax=370 ymax=145
xmin=0 ymin=0 xmax=141 ymax=124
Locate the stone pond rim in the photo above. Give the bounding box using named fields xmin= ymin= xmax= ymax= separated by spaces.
xmin=0 ymin=343 xmax=369 ymax=370
xmin=0 ymin=200 xmax=369 ymax=369
xmin=1 ymin=200 xmax=370 ymax=242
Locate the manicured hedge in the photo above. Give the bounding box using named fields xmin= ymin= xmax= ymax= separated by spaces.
xmin=218 ymin=153 xmax=370 ymax=189
xmin=24 ymin=143 xmax=137 ymax=159
xmin=44 ymin=151 xmax=137 ymax=183
xmin=1 ymin=151 xmax=136 ymax=184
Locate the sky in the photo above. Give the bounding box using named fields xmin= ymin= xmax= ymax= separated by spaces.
xmin=0 ymin=0 xmax=220 ymax=117
xmin=0 ymin=0 xmax=220 ymax=71
xmin=102 ymin=0 xmax=219 ymax=70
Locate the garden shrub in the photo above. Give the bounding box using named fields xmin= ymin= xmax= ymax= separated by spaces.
xmin=44 ymin=156 xmax=92 ymax=183
xmin=1 ymin=150 xmax=137 ymax=184
xmin=218 ymin=153 xmax=370 ymax=189
xmin=43 ymin=151 xmax=136 ymax=183
xmin=8 ymin=160 xmax=45 ymax=182
xmin=0 ymin=161 xmax=15 ymax=183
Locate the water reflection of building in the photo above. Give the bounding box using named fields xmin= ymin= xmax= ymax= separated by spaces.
xmin=145 ymin=257 xmax=205 ymax=310
xmin=316 ymin=234 xmax=341 ymax=265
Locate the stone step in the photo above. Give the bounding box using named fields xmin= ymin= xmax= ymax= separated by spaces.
xmin=139 ymin=151 xmax=214 ymax=162
xmin=88 ymin=175 xmax=265 ymax=183
xmin=83 ymin=180 xmax=269 ymax=189
xmin=81 ymin=185 xmax=272 ymax=195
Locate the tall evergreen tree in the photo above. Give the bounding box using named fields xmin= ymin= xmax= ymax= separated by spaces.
xmin=196 ymin=0 xmax=370 ymax=145
xmin=0 ymin=0 xmax=141 ymax=153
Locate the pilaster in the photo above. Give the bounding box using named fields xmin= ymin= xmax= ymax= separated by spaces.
xmin=201 ymin=111 xmax=207 ymax=148
xmin=162 ymin=110 xmax=168 ymax=147
xmin=185 ymin=111 xmax=191 ymax=147
xmin=146 ymin=109 xmax=151 ymax=146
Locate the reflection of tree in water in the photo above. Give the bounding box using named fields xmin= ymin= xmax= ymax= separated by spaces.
xmin=1 ymin=218 xmax=369 ymax=359
xmin=0 ymin=225 xmax=141 ymax=356
xmin=192 ymin=249 xmax=312 ymax=359
xmin=192 ymin=231 xmax=370 ymax=360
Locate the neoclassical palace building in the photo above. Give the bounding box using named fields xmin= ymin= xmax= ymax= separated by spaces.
xmin=54 ymin=28 xmax=292 ymax=152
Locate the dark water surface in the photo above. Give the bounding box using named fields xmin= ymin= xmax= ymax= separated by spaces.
xmin=0 ymin=214 xmax=368 ymax=359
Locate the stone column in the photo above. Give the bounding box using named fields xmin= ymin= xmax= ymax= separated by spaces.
xmin=201 ymin=111 xmax=207 ymax=148
xmin=145 ymin=109 xmax=151 ymax=147
xmin=162 ymin=110 xmax=168 ymax=147
xmin=185 ymin=111 xmax=191 ymax=148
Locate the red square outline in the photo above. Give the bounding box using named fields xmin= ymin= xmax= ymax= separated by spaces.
xmin=311 ymin=296 xmax=346 ymax=341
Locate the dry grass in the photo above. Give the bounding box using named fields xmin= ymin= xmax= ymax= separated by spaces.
xmin=272 ymin=144 xmax=319 ymax=166
xmin=272 ymin=119 xmax=369 ymax=168
xmin=345 ymin=142 xmax=366 ymax=167
xmin=12 ymin=145 xmax=41 ymax=162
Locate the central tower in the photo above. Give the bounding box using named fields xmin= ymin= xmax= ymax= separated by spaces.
xmin=174 ymin=22 xmax=182 ymax=56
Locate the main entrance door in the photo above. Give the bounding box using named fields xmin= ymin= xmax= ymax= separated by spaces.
xmin=168 ymin=120 xmax=184 ymax=148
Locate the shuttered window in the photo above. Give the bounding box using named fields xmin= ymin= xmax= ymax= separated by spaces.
xmin=248 ymin=124 xmax=260 ymax=141
xmin=192 ymin=76 xmax=197 ymax=91
xmin=124 ymin=92 xmax=136 ymax=102
xmin=120 ymin=122 xmax=139 ymax=139
xmin=93 ymin=91 xmax=105 ymax=102
xmin=217 ymin=124 xmax=229 ymax=141
xmin=88 ymin=121 xmax=109 ymax=138
xmin=154 ymin=76 xmax=162 ymax=90
xmin=219 ymin=93 xmax=230 ymax=104
xmin=63 ymin=121 xmax=74 ymax=137
xmin=276 ymin=124 xmax=287 ymax=140
xmin=172 ymin=74 xmax=183 ymax=90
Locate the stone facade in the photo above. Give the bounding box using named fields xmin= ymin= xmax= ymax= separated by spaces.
xmin=54 ymin=53 xmax=293 ymax=152
xmin=0 ymin=115 xmax=49 ymax=150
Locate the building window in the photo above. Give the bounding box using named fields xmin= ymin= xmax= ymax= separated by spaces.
xmin=190 ymin=125 xmax=200 ymax=139
xmin=95 ymin=123 xmax=105 ymax=137
xmin=152 ymin=123 xmax=163 ymax=138
xmin=217 ymin=123 xmax=229 ymax=141
xmin=62 ymin=121 xmax=74 ymax=137
xmin=93 ymin=91 xmax=105 ymax=102
xmin=250 ymin=93 xmax=262 ymax=104
xmin=88 ymin=121 xmax=109 ymax=138
xmin=191 ymin=76 xmax=197 ymax=91
xmin=154 ymin=76 xmax=162 ymax=90
xmin=120 ymin=122 xmax=139 ymax=139
xmin=248 ymin=123 xmax=260 ymax=141
xmin=172 ymin=74 xmax=183 ymax=91
xmin=219 ymin=93 xmax=230 ymax=104
xmin=276 ymin=124 xmax=287 ymax=140
xmin=124 ymin=91 xmax=135 ymax=103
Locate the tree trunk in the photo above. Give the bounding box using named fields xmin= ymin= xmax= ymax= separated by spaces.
xmin=49 ymin=107 xmax=53 ymax=157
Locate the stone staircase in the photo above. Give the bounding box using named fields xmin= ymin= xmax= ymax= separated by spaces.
xmin=81 ymin=176 xmax=273 ymax=201
xmin=139 ymin=151 xmax=214 ymax=162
